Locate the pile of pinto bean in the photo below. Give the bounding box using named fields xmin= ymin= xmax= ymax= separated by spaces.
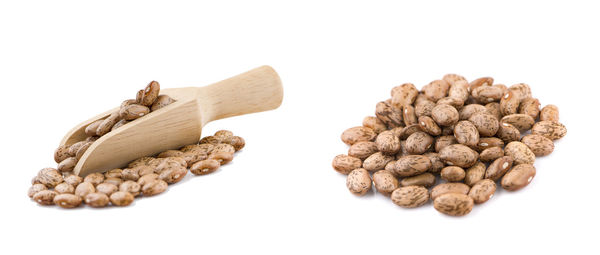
xmin=334 ymin=75 xmax=566 ymax=216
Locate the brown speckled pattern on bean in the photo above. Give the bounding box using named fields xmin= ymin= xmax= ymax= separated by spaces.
xmin=372 ymin=170 xmax=398 ymax=196
xmin=332 ymin=155 xmax=362 ymax=174
xmin=375 ymin=131 xmax=401 ymax=155
xmin=67 ymin=141 xmax=86 ymax=156
xmin=418 ymin=116 xmax=441 ymax=136
xmin=519 ymin=98 xmax=540 ymax=119
xmin=469 ymin=77 xmax=494 ymax=92
xmin=430 ymin=183 xmax=471 ymax=201
xmin=375 ymin=101 xmax=404 ymax=128
xmin=439 ymin=144 xmax=478 ymax=168
xmin=111 ymin=119 xmax=129 ymax=131
xmin=110 ymin=191 xmax=134 ymax=206
xmin=531 ymin=121 xmax=567 ymax=140
xmin=441 ymin=166 xmax=466 ymax=182
xmin=28 ymin=184 xmax=48 ymax=198
xmin=485 ymin=156 xmax=514 ymax=181
xmin=500 ymin=90 xmax=520 ymax=116
xmin=443 ymin=74 xmax=467 ymax=86
xmin=423 ymin=152 xmax=444 ymax=173
xmin=157 ymin=150 xmax=184 ymax=158
xmin=400 ymin=173 xmax=436 ymax=187
xmin=37 ymin=168 xmax=63 ymax=188
xmin=54 ymin=183 xmax=74 ymax=194
xmin=84 ymin=173 xmax=105 ymax=186
xmin=346 ymin=168 xmax=372 ymax=196
xmin=431 ymin=104 xmax=459 ymax=126
xmin=405 ymin=131 xmax=434 ymax=155
xmin=33 ymin=190 xmax=58 ymax=205
xmin=96 ymin=183 xmax=118 ymax=196
xmin=540 ymin=105 xmax=559 ymax=122
xmin=119 ymin=181 xmax=141 ymax=197
xmin=53 ymin=145 xmax=72 ymax=164
xmin=391 ymin=83 xmax=419 ymax=108
xmin=140 ymin=81 xmax=160 ymax=106
xmin=448 ymin=79 xmax=469 ymax=102
xmin=468 ymin=112 xmax=499 ymax=137
xmin=363 ymin=116 xmax=387 ymax=133
xmin=151 ymin=95 xmax=175 ymax=111
xmin=58 ymin=157 xmax=77 ymax=172
xmin=459 ymin=104 xmax=487 ymax=120
xmin=75 ymin=142 xmax=92 ymax=160
xmin=504 ymin=141 xmax=536 ymax=165
xmin=393 ymin=155 xmax=432 ymax=177
xmin=142 ymin=179 xmax=168 ymax=196
xmin=363 ymin=152 xmax=394 ymax=172
xmin=398 ymin=124 xmax=424 ymax=140
xmin=158 ymin=165 xmax=187 ymax=184
xmin=402 ymin=105 xmax=418 ymax=126
xmin=128 ymin=157 xmax=155 ymax=168
xmin=191 ymin=159 xmax=221 ymax=176
xmin=485 ymin=102 xmax=502 ymax=120
xmin=464 ymin=162 xmax=486 ymax=186
xmin=475 ymin=137 xmax=504 ymax=152
xmin=119 ymin=104 xmax=150 ymax=121
xmin=521 ymin=134 xmax=554 ymax=156
xmin=497 ymin=122 xmax=521 ymax=143
xmin=501 ymin=114 xmax=535 ymax=132
xmin=508 ymin=83 xmax=532 ymax=101
xmin=391 ymin=186 xmax=429 ymax=208
xmin=422 ymin=80 xmax=450 ymax=102
xmin=85 ymin=192 xmax=110 ymax=208
xmin=137 ymin=174 xmax=158 ymax=187
xmin=54 ymin=194 xmax=82 ymax=208
xmin=415 ymin=100 xmax=435 ymax=118
xmin=348 ymin=141 xmax=378 ymax=160
xmin=434 ymin=193 xmax=474 ymax=216
xmin=473 ymin=85 xmax=503 ymax=103
xmin=435 ymin=135 xmax=457 ymax=152
xmin=104 ymin=177 xmax=123 ymax=187
xmin=501 ymin=164 xmax=536 ymax=191
xmin=85 ymin=119 xmax=103 ymax=137
xmin=436 ymin=97 xmax=464 ymax=109
xmin=468 ymin=179 xmax=496 ymax=204
xmin=454 ymin=120 xmax=479 ymax=147
xmin=75 ymin=182 xmax=95 ymax=198
xmin=97 ymin=112 xmax=121 ymax=136
xmin=479 ymin=147 xmax=504 ymax=162
xmin=341 ymin=126 xmax=377 ymax=145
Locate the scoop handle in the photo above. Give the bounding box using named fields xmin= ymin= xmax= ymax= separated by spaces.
xmin=197 ymin=65 xmax=284 ymax=125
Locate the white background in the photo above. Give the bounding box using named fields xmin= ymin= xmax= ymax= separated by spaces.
xmin=1 ymin=1 xmax=598 ymax=254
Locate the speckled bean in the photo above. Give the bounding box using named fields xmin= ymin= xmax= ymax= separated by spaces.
xmin=434 ymin=193 xmax=474 ymax=216
xmin=501 ymin=164 xmax=536 ymax=191
xmin=485 ymin=156 xmax=514 ymax=181
xmin=521 ymin=134 xmax=554 ymax=156
xmin=504 ymin=141 xmax=536 ymax=165
xmin=372 ymin=170 xmax=398 ymax=196
xmin=332 ymin=155 xmax=362 ymax=174
xmin=400 ymin=173 xmax=436 ymax=187
xmin=363 ymin=152 xmax=395 ymax=172
xmin=341 ymin=126 xmax=377 ymax=145
xmin=468 ymin=179 xmax=496 ymax=204
xmin=391 ymin=186 xmax=429 ymax=208
xmin=540 ymin=105 xmax=559 ymax=122
xmin=531 ymin=121 xmax=567 ymax=140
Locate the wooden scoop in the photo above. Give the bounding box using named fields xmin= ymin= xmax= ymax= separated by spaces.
xmin=61 ymin=65 xmax=283 ymax=176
